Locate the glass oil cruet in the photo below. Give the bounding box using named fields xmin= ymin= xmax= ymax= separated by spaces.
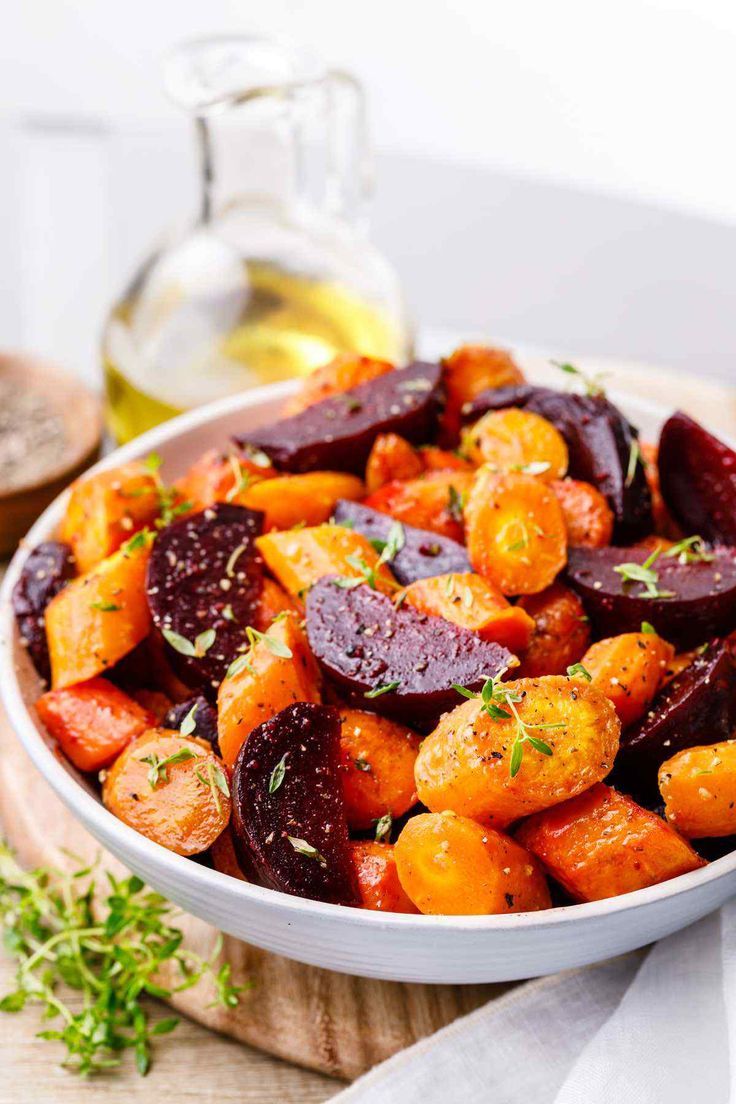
xmin=102 ymin=35 xmax=412 ymax=443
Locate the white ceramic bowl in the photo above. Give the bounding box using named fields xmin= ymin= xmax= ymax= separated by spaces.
xmin=2 ymin=374 xmax=736 ymax=985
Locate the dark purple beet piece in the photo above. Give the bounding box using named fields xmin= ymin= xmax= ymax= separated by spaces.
xmin=305 ymin=577 xmax=513 ymax=730
xmin=236 ymin=361 xmax=443 ymax=475
xmin=332 ymin=499 xmax=471 ymax=585
xmin=231 ymin=702 xmax=360 ymax=906
xmin=614 ymin=640 xmax=736 ymax=797
xmin=463 ymin=384 xmax=652 ymax=542
xmin=146 ymin=503 xmax=264 ymax=693
xmin=659 ymin=411 xmax=736 ymax=547
xmin=566 ymin=545 xmax=736 ymax=649
xmin=163 ymin=695 xmax=219 ymax=752
xmin=12 ymin=540 xmax=75 ymax=681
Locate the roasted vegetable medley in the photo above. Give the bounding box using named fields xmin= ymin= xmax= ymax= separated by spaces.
xmin=14 ymin=348 xmax=736 ymax=915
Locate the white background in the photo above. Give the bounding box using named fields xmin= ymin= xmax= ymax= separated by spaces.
xmin=1 ymin=0 xmax=735 ymax=383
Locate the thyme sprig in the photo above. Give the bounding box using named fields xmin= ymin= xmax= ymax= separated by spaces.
xmin=551 ymin=359 xmax=607 ymax=397
xmin=0 ymin=846 xmax=246 ymax=1077
xmin=613 ymin=548 xmax=675 ymax=600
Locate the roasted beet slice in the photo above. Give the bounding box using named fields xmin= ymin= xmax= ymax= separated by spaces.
xmin=231 ymin=702 xmax=360 ymax=906
xmin=146 ymin=503 xmax=264 ymax=693
xmin=163 ymin=695 xmax=219 ymax=752
xmin=614 ymin=640 xmax=736 ymax=798
xmin=566 ymin=545 xmax=736 ymax=649
xmin=305 ymin=577 xmax=512 ymax=730
xmin=12 ymin=540 xmax=76 ymax=681
xmin=237 ymin=361 xmax=443 ymax=475
xmin=659 ymin=411 xmax=736 ymax=547
xmin=332 ymin=499 xmax=471 ymax=585
xmin=463 ymin=384 xmax=652 ymax=542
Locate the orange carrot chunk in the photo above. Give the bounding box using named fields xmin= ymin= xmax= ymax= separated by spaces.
xmin=36 ymin=677 xmax=156 ymax=772
xmin=397 ymin=572 xmax=535 ymax=653
xmin=517 ymin=583 xmax=591 ymax=677
xmin=256 ymin=524 xmax=397 ymax=599
xmin=516 ymin=783 xmax=705 ymax=901
xmin=338 ymin=708 xmax=421 ymax=830
xmin=365 ymin=433 xmax=424 ymax=493
xmin=550 ymin=478 xmax=614 ymax=548
xmin=283 ymin=354 xmax=394 ymax=416
xmin=60 ymin=462 xmax=160 ymax=573
xmin=461 ymin=408 xmax=568 ymax=480
xmin=440 ymin=345 xmax=524 ymax=445
xmin=580 ymin=630 xmax=675 ymax=727
xmin=363 ymin=471 xmax=475 ymax=544
xmin=659 ymin=740 xmax=736 ymax=838
xmin=351 ymin=841 xmax=419 ymax=913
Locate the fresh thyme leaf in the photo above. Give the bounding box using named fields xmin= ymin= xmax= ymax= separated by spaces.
xmin=354 ymin=757 xmax=372 ymax=773
xmin=225 ymin=653 xmax=254 ymax=679
xmin=195 ymin=762 xmax=230 ymax=816
xmin=90 ymin=601 xmax=121 ymax=612
xmin=222 ymin=603 xmax=235 ymax=622
xmin=513 ymin=460 xmax=552 ymax=476
xmin=374 ymin=812 xmax=393 ymax=843
xmin=447 ymin=484 xmax=466 ymax=523
xmin=245 ymin=625 xmax=292 ymax=659
xmin=332 ymin=574 xmax=364 ymax=589
xmin=664 ymin=535 xmax=714 ymax=564
xmin=194 ymin=628 xmax=216 ymax=655
xmin=452 ymin=683 xmax=478 ymax=700
xmin=509 ymin=738 xmax=524 ymax=778
xmin=143 ymin=451 xmax=163 ymax=472
xmin=121 ymin=529 xmax=151 ymax=555
xmin=551 ymin=359 xmax=607 ymax=397
xmin=287 ymin=837 xmax=327 ymax=867
xmin=0 ymin=845 xmax=246 ymax=1076
xmin=526 ymin=735 xmax=554 ymax=756
xmin=240 ymin=445 xmax=272 ymax=470
xmin=268 ymin=754 xmax=288 ymax=794
xmin=225 ymin=544 xmax=247 ymax=578
xmin=625 ymin=438 xmax=642 ymax=488
xmin=364 ymin=681 xmax=400 ymax=699
xmin=641 ymin=621 xmax=656 ymax=635
xmin=614 ymin=549 xmax=675 ymax=600
xmin=379 ymin=522 xmax=405 ymax=565
xmin=161 ymin=628 xmax=196 ymax=656
xmin=566 ymin=662 xmax=592 ymax=682
xmin=179 ymin=703 xmax=198 ymax=737
xmin=140 ymin=747 xmax=199 ymax=789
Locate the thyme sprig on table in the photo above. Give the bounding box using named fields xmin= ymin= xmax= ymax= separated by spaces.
xmin=0 ymin=845 xmax=246 ymax=1077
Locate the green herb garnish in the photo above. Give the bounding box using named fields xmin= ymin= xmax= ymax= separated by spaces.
xmin=613 ymin=548 xmax=675 ymax=600
xmin=162 ymin=627 xmax=216 ymax=658
xmin=89 ymin=601 xmax=121 ymax=612
xmin=179 ymin=703 xmax=198 ymax=736
xmin=245 ymin=625 xmax=292 ymax=659
xmin=354 ymin=757 xmax=372 ymax=773
xmin=447 ymin=484 xmax=466 ymax=523
xmin=0 ymin=846 xmax=245 ymax=1076
xmin=287 ymin=838 xmax=327 ymax=867
xmin=551 ymin=359 xmax=607 ymax=397
xmin=140 ymin=747 xmax=199 ymax=789
xmin=268 ymin=754 xmax=288 ymax=795
xmin=566 ymin=663 xmax=592 ymax=682
xmin=625 ymin=438 xmax=642 ymax=488
xmin=664 ymin=535 xmax=714 ymax=564
xmin=195 ymin=761 xmax=230 ymax=816
xmin=641 ymin=621 xmax=656 ymax=635
xmin=374 ymin=813 xmax=393 ymax=843
xmin=364 ymin=681 xmax=400 ymax=699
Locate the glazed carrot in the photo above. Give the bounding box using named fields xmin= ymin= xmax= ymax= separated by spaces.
xmin=45 ymin=534 xmax=152 ymax=689
xmin=516 ymin=783 xmax=705 ymax=901
xmin=351 ymin=842 xmax=419 ymax=913
xmin=440 ymin=344 xmax=524 ymax=445
xmin=102 ymin=729 xmax=231 ymax=856
xmin=130 ymin=688 xmax=174 ymax=723
xmin=234 ymin=471 xmax=365 ymax=530
xmin=365 ymin=433 xmax=424 ymax=493
xmin=36 ymin=678 xmax=156 ymax=772
xmin=394 ymin=812 xmax=550 ymax=915
xmin=461 ymin=408 xmax=568 ymax=481
xmin=338 ymin=708 xmax=421 ymax=829
xmin=217 ymin=612 xmax=321 ymax=767
xmin=661 ymin=650 xmax=696 ymax=687
xmin=659 ymin=741 xmax=736 ymax=838
xmin=397 ymin=572 xmax=535 ymax=654
xmin=173 ymin=448 xmax=273 ymax=512
xmin=464 ymin=469 xmax=567 ymax=595
xmin=252 ymin=577 xmax=298 ymax=632
xmin=60 ymin=461 xmax=160 ymax=573
xmin=516 ymin=583 xmax=591 ymax=677
xmin=550 ymin=478 xmax=614 ymax=548
xmin=363 ymin=471 xmax=475 ymax=543
xmin=414 ymin=676 xmax=620 ymax=826
xmin=211 ymin=827 xmax=248 ymax=880
xmin=579 ymin=630 xmax=675 ymax=727
xmin=282 ymin=354 xmax=394 ymax=415
xmin=256 ymin=524 xmax=397 ymax=599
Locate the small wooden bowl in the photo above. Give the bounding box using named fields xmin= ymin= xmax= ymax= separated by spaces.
xmin=0 ymin=353 xmax=102 ymax=557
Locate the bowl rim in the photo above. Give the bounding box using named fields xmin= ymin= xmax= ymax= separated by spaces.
xmin=2 ymin=374 xmax=735 ymax=935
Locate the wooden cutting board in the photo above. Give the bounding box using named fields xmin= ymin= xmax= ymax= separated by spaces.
xmin=1 ymin=361 xmax=734 ymax=1083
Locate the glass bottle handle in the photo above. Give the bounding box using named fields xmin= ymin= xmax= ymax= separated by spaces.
xmin=324 ymin=70 xmax=372 ymax=232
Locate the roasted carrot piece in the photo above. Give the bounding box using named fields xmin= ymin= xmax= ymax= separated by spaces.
xmin=173 ymin=448 xmax=274 ymax=512
xmin=440 ymin=344 xmax=524 ymax=445
xmin=418 ymin=446 xmax=473 ymax=473
xmin=363 ymin=471 xmax=475 ymax=543
xmin=234 ymin=471 xmax=364 ymax=530
xmin=252 ymin=577 xmax=298 ymax=632
xmin=217 ymin=612 xmax=321 ymax=767
xmin=365 ymin=433 xmax=424 ymax=493
xmin=60 ymin=462 xmax=160 ymax=573
xmin=102 ymin=729 xmax=231 ymax=855
xmin=516 ymin=783 xmax=705 ymax=901
xmin=659 ymin=741 xmax=736 ymax=838
xmin=351 ymin=842 xmax=419 ymax=913
xmin=461 ymin=408 xmax=568 ymax=481
xmin=394 ymin=811 xmax=550 ymax=915
xmin=580 ymin=630 xmax=675 ymax=727
xmin=211 ymin=826 xmax=248 ymax=880
xmin=397 ymin=572 xmax=535 ymax=653
xmin=282 ymin=354 xmax=394 ymax=416
xmin=414 ymin=676 xmax=620 ymax=827
xmin=36 ymin=678 xmax=156 ymax=772
xmin=45 ymin=535 xmax=152 ymax=689
xmin=256 ymin=524 xmax=397 ymax=599
xmin=517 ymin=583 xmax=591 ymax=677
xmin=550 ymin=478 xmax=614 ymax=548
xmin=130 ymin=688 xmax=173 ymax=723
xmin=338 ymin=708 xmax=421 ymax=829
xmin=465 ymin=469 xmax=567 ymax=595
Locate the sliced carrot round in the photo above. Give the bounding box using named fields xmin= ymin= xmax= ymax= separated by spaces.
xmin=461 ymin=408 xmax=568 ymax=480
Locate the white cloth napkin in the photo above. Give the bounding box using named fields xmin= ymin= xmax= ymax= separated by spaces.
xmin=334 ymin=902 xmax=734 ymax=1103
